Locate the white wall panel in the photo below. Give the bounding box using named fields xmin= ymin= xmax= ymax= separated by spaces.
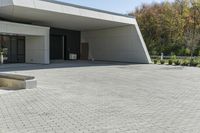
xmin=81 ymin=25 xmax=151 ymax=64
xmin=26 ymin=36 xmax=49 ymax=64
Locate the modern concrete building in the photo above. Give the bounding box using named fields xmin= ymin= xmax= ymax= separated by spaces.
xmin=0 ymin=0 xmax=151 ymax=64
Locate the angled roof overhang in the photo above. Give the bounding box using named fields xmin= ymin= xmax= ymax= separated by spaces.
xmin=0 ymin=0 xmax=136 ymax=31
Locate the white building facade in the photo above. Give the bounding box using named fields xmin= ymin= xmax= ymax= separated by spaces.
xmin=0 ymin=0 xmax=151 ymax=64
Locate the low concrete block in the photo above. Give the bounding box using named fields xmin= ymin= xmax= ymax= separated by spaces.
xmin=0 ymin=74 xmax=37 ymax=89
xmin=25 ymin=79 xmax=37 ymax=89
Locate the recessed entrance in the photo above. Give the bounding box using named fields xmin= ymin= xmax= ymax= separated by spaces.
xmin=50 ymin=28 xmax=80 ymax=61
xmin=50 ymin=35 xmax=64 ymax=60
xmin=0 ymin=35 xmax=25 ymax=63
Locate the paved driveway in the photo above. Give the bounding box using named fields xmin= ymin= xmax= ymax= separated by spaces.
xmin=0 ymin=61 xmax=200 ymax=133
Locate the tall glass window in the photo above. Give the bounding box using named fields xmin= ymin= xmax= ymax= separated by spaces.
xmin=0 ymin=35 xmax=25 ymax=63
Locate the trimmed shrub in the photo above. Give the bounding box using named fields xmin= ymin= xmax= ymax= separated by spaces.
xmin=160 ymin=60 xmax=165 ymax=64
xmin=190 ymin=59 xmax=199 ymax=67
xmin=154 ymin=60 xmax=158 ymax=64
xmin=168 ymin=60 xmax=173 ymax=65
xmin=174 ymin=60 xmax=181 ymax=65
xmin=181 ymin=60 xmax=190 ymax=66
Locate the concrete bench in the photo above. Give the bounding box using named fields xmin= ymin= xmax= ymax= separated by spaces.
xmin=0 ymin=74 xmax=37 ymax=89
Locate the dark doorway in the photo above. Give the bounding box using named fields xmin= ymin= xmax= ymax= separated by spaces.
xmin=64 ymin=36 xmax=69 ymax=60
xmin=17 ymin=38 xmax=25 ymax=63
xmin=50 ymin=28 xmax=80 ymax=61
xmin=0 ymin=35 xmax=25 ymax=63
xmin=80 ymin=43 xmax=89 ymax=60
xmin=50 ymin=35 xmax=63 ymax=60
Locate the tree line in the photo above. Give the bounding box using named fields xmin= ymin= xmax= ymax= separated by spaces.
xmin=129 ymin=0 xmax=200 ymax=56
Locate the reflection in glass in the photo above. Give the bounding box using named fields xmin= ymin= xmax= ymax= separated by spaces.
xmin=0 ymin=35 xmax=25 ymax=63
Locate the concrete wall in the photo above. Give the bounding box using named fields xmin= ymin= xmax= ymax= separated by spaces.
xmin=81 ymin=25 xmax=151 ymax=64
xmin=26 ymin=36 xmax=49 ymax=64
xmin=0 ymin=20 xmax=50 ymax=64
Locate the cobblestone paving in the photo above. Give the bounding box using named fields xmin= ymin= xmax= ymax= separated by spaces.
xmin=0 ymin=61 xmax=200 ymax=133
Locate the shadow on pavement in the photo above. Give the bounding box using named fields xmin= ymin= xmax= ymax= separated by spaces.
xmin=0 ymin=60 xmax=139 ymax=72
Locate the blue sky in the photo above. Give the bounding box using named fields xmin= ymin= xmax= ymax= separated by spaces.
xmin=58 ymin=0 xmax=174 ymax=14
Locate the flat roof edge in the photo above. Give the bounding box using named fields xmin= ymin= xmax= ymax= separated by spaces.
xmin=0 ymin=20 xmax=50 ymax=29
xmin=40 ymin=0 xmax=134 ymax=19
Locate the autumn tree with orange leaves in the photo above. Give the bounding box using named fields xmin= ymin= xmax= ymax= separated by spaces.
xmin=129 ymin=0 xmax=200 ymax=56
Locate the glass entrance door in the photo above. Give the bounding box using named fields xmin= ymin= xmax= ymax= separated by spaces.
xmin=50 ymin=35 xmax=64 ymax=60
xmin=10 ymin=37 xmax=18 ymax=63
xmin=16 ymin=37 xmax=25 ymax=63
xmin=0 ymin=35 xmax=25 ymax=63
xmin=0 ymin=36 xmax=10 ymax=63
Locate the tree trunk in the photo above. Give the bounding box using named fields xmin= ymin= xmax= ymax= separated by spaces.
xmin=190 ymin=50 xmax=194 ymax=65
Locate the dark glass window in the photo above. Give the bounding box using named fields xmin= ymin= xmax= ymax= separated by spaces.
xmin=0 ymin=35 xmax=25 ymax=63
